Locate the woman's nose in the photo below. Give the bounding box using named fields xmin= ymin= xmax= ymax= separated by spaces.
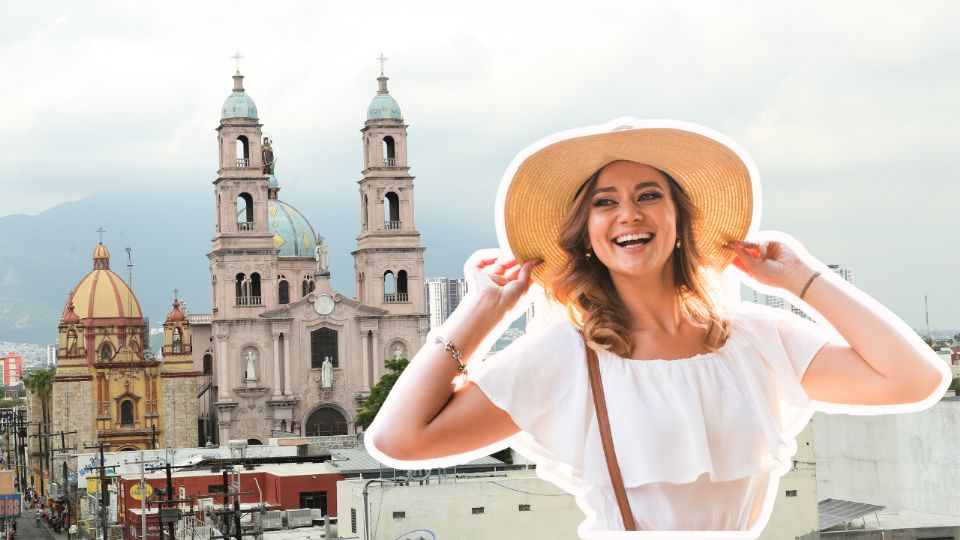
xmin=617 ymin=202 xmax=643 ymax=223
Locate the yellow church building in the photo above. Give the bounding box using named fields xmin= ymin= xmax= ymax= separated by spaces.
xmin=30 ymin=241 xmax=199 ymax=463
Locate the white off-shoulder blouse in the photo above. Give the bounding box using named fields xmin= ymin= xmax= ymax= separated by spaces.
xmin=469 ymin=302 xmax=830 ymax=539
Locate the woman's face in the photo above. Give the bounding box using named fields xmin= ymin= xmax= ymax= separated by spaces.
xmin=586 ymin=161 xmax=678 ymax=283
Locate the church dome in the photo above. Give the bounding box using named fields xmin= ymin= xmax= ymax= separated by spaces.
xmin=367 ymin=75 xmax=402 ymax=120
xmin=367 ymin=94 xmax=402 ymax=120
xmin=166 ymin=300 xmax=187 ymax=322
xmin=222 ymin=73 xmax=258 ymax=120
xmin=259 ymin=200 xmax=318 ymax=257
xmin=64 ymin=243 xmax=143 ymax=321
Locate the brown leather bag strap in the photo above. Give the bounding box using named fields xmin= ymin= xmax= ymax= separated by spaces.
xmin=584 ymin=341 xmax=637 ymax=531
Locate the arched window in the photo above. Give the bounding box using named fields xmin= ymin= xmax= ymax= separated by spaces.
xmin=235 ymin=273 xmax=247 ymax=305
xmin=202 ymin=353 xmax=213 ymax=376
xmin=305 ymin=407 xmax=348 ymax=437
xmin=382 ymin=136 xmax=396 ymax=166
xmin=383 ymin=271 xmax=396 ymax=303
xmin=247 ymin=438 xmax=263 ymax=446
xmin=310 ymin=328 xmax=338 ymax=368
xmin=302 ymin=274 xmax=314 ymax=297
xmin=172 ymin=327 xmax=182 ymax=353
xmin=120 ymin=400 xmax=134 ymax=426
xmin=384 ymin=192 xmax=400 ymax=229
xmin=278 ymin=276 xmax=289 ymax=305
xmin=397 ymin=270 xmax=408 ymax=302
xmin=237 ymin=193 xmax=254 ymax=229
xmin=99 ymin=342 xmax=113 ymax=361
xmin=236 ymin=136 xmax=250 ymax=167
xmin=250 ymin=273 xmax=262 ymax=304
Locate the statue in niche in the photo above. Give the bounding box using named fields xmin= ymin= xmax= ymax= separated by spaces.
xmin=261 ymin=137 xmax=275 ymax=175
xmin=394 ymin=345 xmax=404 ymax=360
xmin=321 ymin=357 xmax=333 ymax=388
xmin=315 ymin=235 xmax=329 ymax=276
xmin=245 ymin=350 xmax=257 ymax=381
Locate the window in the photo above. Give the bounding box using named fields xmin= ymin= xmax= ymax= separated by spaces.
xmin=384 ymin=191 xmax=400 ymax=228
xmin=518 ymin=504 xmax=531 ymax=512
xmin=392 ymin=511 xmax=405 ymax=519
xmin=299 ymin=491 xmax=327 ymax=515
xmin=471 ymin=507 xmax=484 ymax=515
xmin=202 ymin=354 xmax=213 ymax=376
xmin=785 ymin=490 xmax=797 ymax=497
xmin=351 ymin=508 xmax=357 ymax=533
xmin=120 ymin=400 xmax=134 ymax=426
xmin=208 ymin=484 xmax=226 ymax=494
xmin=310 ymin=328 xmax=338 ymax=368
xmin=99 ymin=342 xmax=112 ymax=360
xmin=172 ymin=328 xmax=183 ymax=353
xmin=278 ymin=278 xmax=289 ymax=304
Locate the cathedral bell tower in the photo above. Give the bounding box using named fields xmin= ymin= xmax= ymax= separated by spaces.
xmin=353 ymin=66 xmax=426 ymax=316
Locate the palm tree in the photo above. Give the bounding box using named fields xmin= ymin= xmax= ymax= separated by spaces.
xmin=25 ymin=368 xmax=55 ymax=494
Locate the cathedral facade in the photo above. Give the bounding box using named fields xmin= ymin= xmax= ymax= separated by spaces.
xmin=36 ymin=243 xmax=200 ymax=456
xmin=200 ymin=69 xmax=428 ymax=444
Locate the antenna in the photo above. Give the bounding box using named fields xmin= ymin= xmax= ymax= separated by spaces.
xmin=924 ymin=294 xmax=931 ymax=339
xmin=126 ymin=247 xmax=134 ymax=323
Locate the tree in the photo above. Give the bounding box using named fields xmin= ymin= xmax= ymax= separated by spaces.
xmin=25 ymin=368 xmax=55 ymax=480
xmin=355 ymin=359 xmax=408 ymax=430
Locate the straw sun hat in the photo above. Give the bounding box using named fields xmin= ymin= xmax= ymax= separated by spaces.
xmin=495 ymin=118 xmax=761 ymax=286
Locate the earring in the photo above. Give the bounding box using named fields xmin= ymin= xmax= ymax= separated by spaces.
xmin=584 ymin=248 xmax=593 ymax=259
xmin=675 ymin=240 xmax=681 ymax=249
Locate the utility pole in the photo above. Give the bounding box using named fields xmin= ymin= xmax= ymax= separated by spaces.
xmin=50 ymin=430 xmax=77 ymax=537
xmin=83 ymin=442 xmax=112 ymax=540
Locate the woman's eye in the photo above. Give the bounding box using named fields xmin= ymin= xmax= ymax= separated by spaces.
xmin=638 ymin=191 xmax=663 ymax=202
xmin=592 ymin=198 xmax=615 ymax=207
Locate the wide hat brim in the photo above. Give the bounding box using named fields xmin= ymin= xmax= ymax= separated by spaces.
xmin=495 ymin=118 xmax=761 ymax=286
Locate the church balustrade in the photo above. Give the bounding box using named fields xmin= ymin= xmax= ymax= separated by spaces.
xmin=235 ymin=296 xmax=262 ymax=307
xmin=383 ymin=292 xmax=408 ymax=303
xmin=382 ymin=157 xmax=396 ymax=167
xmin=384 ymin=220 xmax=401 ymax=230
xmin=237 ymin=221 xmax=254 ymax=231
xmin=236 ymin=158 xmax=250 ymax=167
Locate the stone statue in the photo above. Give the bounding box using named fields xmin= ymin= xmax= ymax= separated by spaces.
xmin=394 ymin=345 xmax=403 ymax=360
xmin=321 ymin=357 xmax=333 ymax=388
xmin=261 ymin=137 xmax=275 ymax=175
xmin=315 ymin=234 xmax=329 ymax=275
xmin=245 ymin=349 xmax=257 ymax=381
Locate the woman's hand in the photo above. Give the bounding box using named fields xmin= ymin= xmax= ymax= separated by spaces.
xmin=725 ymin=233 xmax=817 ymax=297
xmin=466 ymin=249 xmax=540 ymax=315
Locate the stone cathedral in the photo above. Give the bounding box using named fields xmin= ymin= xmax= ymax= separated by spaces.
xmin=200 ymin=67 xmax=428 ymax=444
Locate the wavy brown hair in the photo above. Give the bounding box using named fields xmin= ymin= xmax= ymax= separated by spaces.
xmin=546 ymin=161 xmax=730 ymax=357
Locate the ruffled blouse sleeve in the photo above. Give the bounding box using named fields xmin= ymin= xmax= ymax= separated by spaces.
xmin=469 ymin=321 xmax=593 ymax=474
xmin=730 ymin=302 xmax=832 ymax=433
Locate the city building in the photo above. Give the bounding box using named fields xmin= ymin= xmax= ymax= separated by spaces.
xmin=46 ymin=344 xmax=57 ymax=367
xmin=0 ymin=353 xmax=23 ymax=385
xmin=33 ymin=243 xmax=201 ymax=455
xmin=188 ymin=67 xmax=428 ymax=445
xmin=424 ymin=277 xmax=467 ymax=329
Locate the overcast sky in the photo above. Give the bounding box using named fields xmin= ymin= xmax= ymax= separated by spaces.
xmin=2 ymin=0 xmax=958 ymax=331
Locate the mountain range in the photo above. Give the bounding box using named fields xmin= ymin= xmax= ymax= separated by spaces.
xmin=0 ymin=189 xmax=481 ymax=345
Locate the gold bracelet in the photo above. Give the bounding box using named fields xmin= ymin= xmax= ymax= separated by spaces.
xmin=799 ymin=271 xmax=821 ymax=300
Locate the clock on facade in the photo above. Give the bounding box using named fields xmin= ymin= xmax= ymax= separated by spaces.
xmin=313 ymin=294 xmax=335 ymax=315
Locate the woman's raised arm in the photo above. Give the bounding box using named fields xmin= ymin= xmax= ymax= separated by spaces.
xmin=728 ymin=235 xmax=949 ymax=406
xmin=366 ymin=254 xmax=538 ymax=461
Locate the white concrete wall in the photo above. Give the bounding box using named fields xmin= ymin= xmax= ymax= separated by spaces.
xmin=338 ymin=472 xmax=584 ymax=540
xmin=759 ymin=423 xmax=820 ymax=540
xmin=814 ymin=398 xmax=960 ymax=517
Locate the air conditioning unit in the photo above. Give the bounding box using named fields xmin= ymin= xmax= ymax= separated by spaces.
xmin=286 ymin=508 xmax=312 ymax=528
xmin=261 ymin=510 xmax=284 ymax=530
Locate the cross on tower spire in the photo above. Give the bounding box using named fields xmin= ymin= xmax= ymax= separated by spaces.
xmin=232 ymin=50 xmax=244 ymax=73
xmin=173 ymin=288 xmax=179 ymax=301
xmin=377 ymin=53 xmax=389 ymax=76
xmin=96 ymin=227 xmax=105 ymax=243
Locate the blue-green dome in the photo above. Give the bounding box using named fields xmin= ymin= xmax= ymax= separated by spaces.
xmin=239 ymin=200 xmax=317 ymax=257
xmin=222 ymin=91 xmax=258 ymax=119
xmin=222 ymin=73 xmax=258 ymax=119
xmin=367 ymin=94 xmax=402 ymax=120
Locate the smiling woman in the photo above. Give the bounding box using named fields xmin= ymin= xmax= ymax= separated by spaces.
xmin=365 ymin=118 xmax=949 ymax=539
